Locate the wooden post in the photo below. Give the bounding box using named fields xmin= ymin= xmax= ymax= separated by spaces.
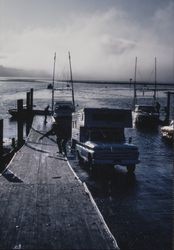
xmin=30 ymin=88 xmax=33 ymax=110
xmin=26 ymin=90 xmax=33 ymax=136
xmin=0 ymin=119 xmax=3 ymax=157
xmin=26 ymin=92 xmax=31 ymax=110
xmin=11 ymin=138 xmax=16 ymax=149
xmin=17 ymin=99 xmax=24 ymax=148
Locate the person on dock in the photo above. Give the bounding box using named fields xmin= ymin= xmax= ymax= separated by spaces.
xmin=44 ymin=105 xmax=50 ymax=123
xmin=39 ymin=122 xmax=68 ymax=157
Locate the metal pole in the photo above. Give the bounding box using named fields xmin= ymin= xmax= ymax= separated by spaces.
xmin=154 ymin=57 xmax=157 ymax=101
xmin=68 ymin=51 xmax=75 ymax=110
xmin=17 ymin=99 xmax=24 ymax=148
xmin=166 ymin=91 xmax=171 ymax=125
xmin=51 ymin=52 xmax=56 ymax=114
xmin=133 ymin=56 xmax=137 ymax=107
xmin=0 ymin=119 xmax=3 ymax=158
xmin=129 ymin=78 xmax=132 ymax=87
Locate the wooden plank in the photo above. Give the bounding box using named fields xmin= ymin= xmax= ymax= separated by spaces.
xmin=0 ymin=116 xmax=119 ymax=250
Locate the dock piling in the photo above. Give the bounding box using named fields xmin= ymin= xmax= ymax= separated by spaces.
xmin=11 ymin=138 xmax=16 ymax=149
xmin=0 ymin=119 xmax=3 ymax=158
xmin=26 ymin=90 xmax=34 ymax=136
xmin=17 ymin=99 xmax=24 ymax=148
xmin=30 ymin=88 xmax=33 ymax=110
xmin=26 ymin=92 xmax=31 ymax=110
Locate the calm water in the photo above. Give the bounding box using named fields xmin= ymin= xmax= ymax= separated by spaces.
xmin=0 ymin=78 xmax=174 ymax=250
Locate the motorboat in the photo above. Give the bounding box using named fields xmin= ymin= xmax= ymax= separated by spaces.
xmin=161 ymin=120 xmax=174 ymax=143
xmin=53 ymin=101 xmax=75 ymax=120
xmin=133 ymin=105 xmax=160 ymax=127
xmin=47 ymin=83 xmax=53 ymax=89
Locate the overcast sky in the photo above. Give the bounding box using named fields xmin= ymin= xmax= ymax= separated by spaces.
xmin=0 ymin=0 xmax=173 ymax=82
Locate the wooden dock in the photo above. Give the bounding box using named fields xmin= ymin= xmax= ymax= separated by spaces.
xmin=0 ymin=116 xmax=119 ymax=250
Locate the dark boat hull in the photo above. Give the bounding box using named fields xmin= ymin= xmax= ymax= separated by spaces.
xmin=135 ymin=114 xmax=159 ymax=127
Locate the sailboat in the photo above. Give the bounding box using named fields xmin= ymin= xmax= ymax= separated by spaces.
xmin=52 ymin=51 xmax=75 ymax=120
xmin=133 ymin=57 xmax=160 ymax=128
xmin=52 ymin=52 xmax=75 ymax=138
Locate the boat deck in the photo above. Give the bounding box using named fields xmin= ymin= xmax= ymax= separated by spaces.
xmin=0 ymin=116 xmax=119 ymax=250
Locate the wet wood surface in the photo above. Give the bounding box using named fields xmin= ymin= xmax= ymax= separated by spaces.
xmin=0 ymin=116 xmax=119 ymax=250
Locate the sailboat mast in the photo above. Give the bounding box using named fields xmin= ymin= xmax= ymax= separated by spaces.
xmin=51 ymin=52 xmax=56 ymax=114
xmin=68 ymin=51 xmax=75 ymax=109
xmin=133 ymin=56 xmax=137 ymax=107
xmin=154 ymin=56 xmax=157 ymax=101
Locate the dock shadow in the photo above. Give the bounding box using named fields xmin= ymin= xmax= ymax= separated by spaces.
xmin=2 ymin=169 xmax=23 ymax=183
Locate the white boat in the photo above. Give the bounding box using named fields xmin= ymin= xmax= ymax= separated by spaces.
xmin=161 ymin=120 xmax=174 ymax=143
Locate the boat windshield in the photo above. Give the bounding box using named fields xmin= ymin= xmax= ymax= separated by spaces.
xmin=54 ymin=102 xmax=74 ymax=113
xmin=136 ymin=106 xmax=157 ymax=113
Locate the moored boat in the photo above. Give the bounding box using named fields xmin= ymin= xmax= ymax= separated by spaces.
xmin=53 ymin=101 xmax=75 ymax=119
xmin=132 ymin=57 xmax=160 ymax=129
xmin=47 ymin=83 xmax=53 ymax=89
xmin=161 ymin=120 xmax=174 ymax=143
xmin=133 ymin=104 xmax=160 ymax=127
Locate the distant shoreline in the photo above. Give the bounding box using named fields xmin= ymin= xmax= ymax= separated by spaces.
xmin=0 ymin=77 xmax=174 ymax=86
xmin=59 ymin=79 xmax=174 ymax=86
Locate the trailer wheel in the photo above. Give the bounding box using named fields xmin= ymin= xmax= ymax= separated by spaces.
xmin=127 ymin=165 xmax=136 ymax=173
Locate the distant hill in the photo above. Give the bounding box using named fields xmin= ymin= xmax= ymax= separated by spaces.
xmin=0 ymin=65 xmax=50 ymax=77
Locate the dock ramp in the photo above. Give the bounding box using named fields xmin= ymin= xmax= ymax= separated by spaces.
xmin=0 ymin=116 xmax=119 ymax=250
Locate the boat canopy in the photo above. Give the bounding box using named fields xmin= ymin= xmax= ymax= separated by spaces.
xmin=135 ymin=105 xmax=157 ymax=113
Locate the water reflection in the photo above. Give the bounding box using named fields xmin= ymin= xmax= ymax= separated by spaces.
xmin=79 ymin=164 xmax=137 ymax=199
